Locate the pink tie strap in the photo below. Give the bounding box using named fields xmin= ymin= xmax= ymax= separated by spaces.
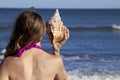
xmin=18 ymin=43 xmax=42 ymax=57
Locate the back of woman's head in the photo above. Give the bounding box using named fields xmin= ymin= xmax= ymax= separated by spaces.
xmin=5 ymin=10 xmax=46 ymax=57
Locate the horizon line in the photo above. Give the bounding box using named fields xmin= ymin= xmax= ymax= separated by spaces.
xmin=0 ymin=6 xmax=120 ymax=9
xmin=0 ymin=7 xmax=120 ymax=9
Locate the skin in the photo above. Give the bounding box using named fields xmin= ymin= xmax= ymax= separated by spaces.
xmin=0 ymin=29 xmax=69 ymax=80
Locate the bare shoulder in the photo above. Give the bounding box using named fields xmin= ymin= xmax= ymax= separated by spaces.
xmin=49 ymin=55 xmax=65 ymax=69
xmin=42 ymin=51 xmax=64 ymax=66
xmin=43 ymin=51 xmax=63 ymax=63
xmin=53 ymin=55 xmax=63 ymax=65
xmin=0 ymin=56 xmax=23 ymax=70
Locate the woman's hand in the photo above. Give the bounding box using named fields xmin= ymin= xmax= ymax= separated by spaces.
xmin=51 ymin=28 xmax=69 ymax=55
xmin=46 ymin=24 xmax=69 ymax=55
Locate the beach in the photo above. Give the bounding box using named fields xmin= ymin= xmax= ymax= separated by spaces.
xmin=1 ymin=8 xmax=120 ymax=80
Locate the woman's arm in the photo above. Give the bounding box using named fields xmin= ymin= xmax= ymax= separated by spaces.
xmin=47 ymin=26 xmax=69 ymax=80
xmin=51 ymin=28 xmax=69 ymax=55
xmin=0 ymin=60 xmax=9 ymax=80
xmin=52 ymin=29 xmax=69 ymax=80
xmin=54 ymin=57 xmax=67 ymax=80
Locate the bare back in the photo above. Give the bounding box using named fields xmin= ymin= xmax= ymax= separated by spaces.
xmin=0 ymin=48 xmax=67 ymax=80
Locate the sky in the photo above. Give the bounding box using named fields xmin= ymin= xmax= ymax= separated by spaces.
xmin=0 ymin=0 xmax=120 ymax=9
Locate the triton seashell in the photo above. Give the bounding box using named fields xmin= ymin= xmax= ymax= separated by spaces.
xmin=47 ymin=9 xmax=67 ymax=42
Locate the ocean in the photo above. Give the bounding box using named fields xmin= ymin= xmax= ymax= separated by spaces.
xmin=0 ymin=8 xmax=120 ymax=80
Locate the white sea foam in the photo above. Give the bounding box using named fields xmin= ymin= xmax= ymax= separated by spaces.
xmin=0 ymin=49 xmax=6 ymax=54
xmin=112 ymin=24 xmax=120 ymax=30
xmin=62 ymin=54 xmax=92 ymax=61
xmin=62 ymin=56 xmax=81 ymax=61
xmin=0 ymin=55 xmax=4 ymax=59
xmin=67 ymin=72 xmax=120 ymax=80
xmin=0 ymin=49 xmax=5 ymax=63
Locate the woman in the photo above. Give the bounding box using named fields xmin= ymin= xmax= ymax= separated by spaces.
xmin=0 ymin=10 xmax=69 ymax=80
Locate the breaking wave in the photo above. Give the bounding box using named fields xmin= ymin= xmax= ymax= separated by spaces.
xmin=68 ymin=72 xmax=120 ymax=80
xmin=69 ymin=25 xmax=120 ymax=31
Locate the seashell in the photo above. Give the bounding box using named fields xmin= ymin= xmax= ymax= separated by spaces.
xmin=47 ymin=9 xmax=67 ymax=42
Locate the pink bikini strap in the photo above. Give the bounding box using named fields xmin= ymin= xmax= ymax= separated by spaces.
xmin=18 ymin=43 xmax=42 ymax=57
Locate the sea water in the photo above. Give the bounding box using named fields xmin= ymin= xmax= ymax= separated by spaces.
xmin=0 ymin=8 xmax=120 ymax=80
